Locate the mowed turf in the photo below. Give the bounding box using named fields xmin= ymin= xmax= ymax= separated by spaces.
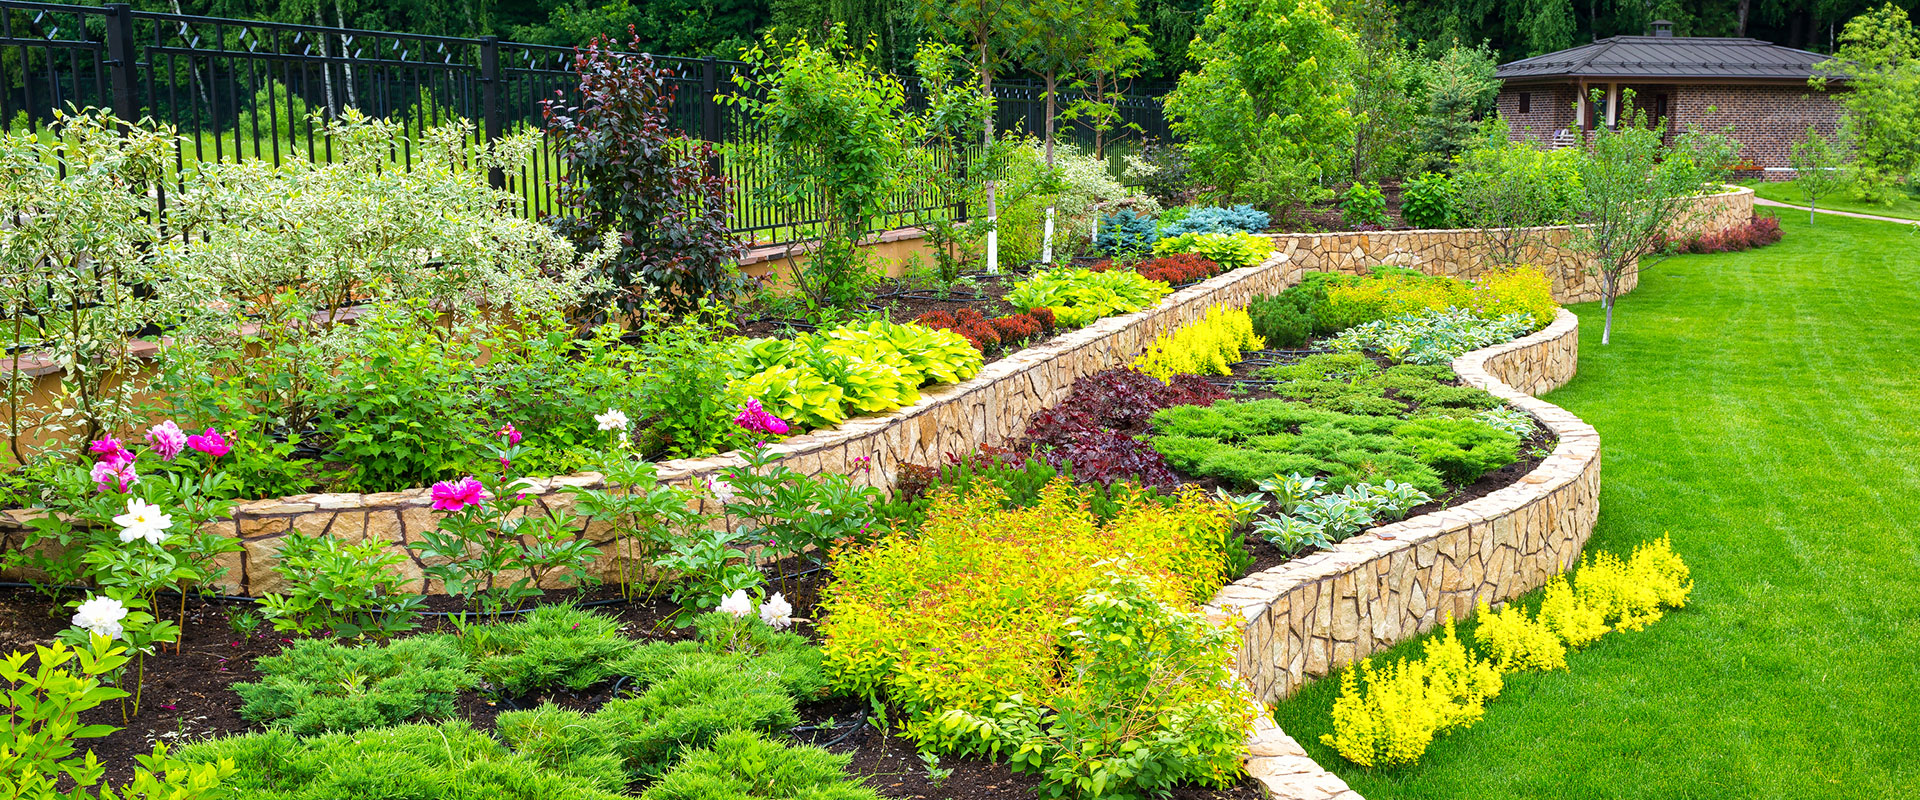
xmin=1270 ymin=212 xmax=1920 ymax=799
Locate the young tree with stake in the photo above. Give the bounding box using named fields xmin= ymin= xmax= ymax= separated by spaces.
xmin=1789 ymin=123 xmax=1853 ymax=225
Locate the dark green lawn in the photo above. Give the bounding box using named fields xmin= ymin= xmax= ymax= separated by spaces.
xmin=1271 ymin=213 xmax=1920 ymax=799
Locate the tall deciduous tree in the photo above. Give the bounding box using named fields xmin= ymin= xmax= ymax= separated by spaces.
xmin=1163 ymin=0 xmax=1357 ymax=217
xmin=1013 ymin=0 xmax=1147 ymax=262
xmin=1331 ymin=0 xmax=1425 ymax=183
xmin=1572 ymin=90 xmax=1738 ymax=344
xmin=1815 ymin=3 xmax=1920 ymax=203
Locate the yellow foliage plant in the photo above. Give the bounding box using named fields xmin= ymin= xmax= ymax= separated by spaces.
xmin=1131 ymin=304 xmax=1265 ymax=383
xmin=1574 ymin=551 xmax=1666 ymax=632
xmin=1467 ymin=266 xmax=1558 ymax=329
xmin=1629 ymin=533 xmax=1693 ymax=609
xmin=1536 ymin=575 xmax=1610 ymax=648
xmin=1473 ymin=600 xmax=1569 ymax=672
xmin=1321 ymin=617 xmax=1501 ymax=769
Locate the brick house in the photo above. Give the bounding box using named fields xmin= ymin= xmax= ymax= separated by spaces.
xmin=1494 ymin=20 xmax=1845 ymax=180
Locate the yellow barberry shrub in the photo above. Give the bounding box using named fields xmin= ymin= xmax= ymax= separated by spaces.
xmin=1628 ymin=534 xmax=1693 ymax=609
xmin=1419 ymin=615 xmax=1504 ymax=730
xmin=1574 ymin=552 xmax=1665 ymax=632
xmin=1131 ymin=304 xmax=1264 ymax=383
xmin=1473 ymin=600 xmax=1569 ymax=673
xmin=1320 ymin=658 xmax=1443 ymax=769
xmin=1536 ymin=575 xmax=1609 ymax=648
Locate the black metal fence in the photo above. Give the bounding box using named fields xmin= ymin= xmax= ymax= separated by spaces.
xmin=0 ymin=1 xmax=1170 ymax=243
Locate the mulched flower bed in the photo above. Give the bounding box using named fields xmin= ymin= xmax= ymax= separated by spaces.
xmin=2 ymin=551 xmax=1262 ymax=800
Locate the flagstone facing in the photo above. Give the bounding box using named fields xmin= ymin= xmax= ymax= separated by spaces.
xmin=1227 ymin=309 xmax=1591 ymax=800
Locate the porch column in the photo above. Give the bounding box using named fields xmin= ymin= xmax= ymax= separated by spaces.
xmin=1605 ymin=82 xmax=1620 ymax=128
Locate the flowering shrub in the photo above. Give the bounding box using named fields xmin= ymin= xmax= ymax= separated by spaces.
xmin=1005 ymin=267 xmax=1171 ymax=328
xmin=820 ymin=482 xmax=1247 ymax=793
xmin=1131 ymin=304 xmax=1265 ymax=382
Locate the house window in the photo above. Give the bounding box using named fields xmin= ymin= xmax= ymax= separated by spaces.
xmin=1654 ymin=94 xmax=1669 ymax=121
xmin=1519 ymin=92 xmax=1532 ymax=114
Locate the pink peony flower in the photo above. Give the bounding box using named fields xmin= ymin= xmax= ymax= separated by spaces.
xmin=90 ymin=459 xmax=140 ymax=493
xmin=496 ymin=423 xmax=522 ymax=446
xmin=89 ymin=437 xmax=135 ymax=468
xmin=146 ymin=421 xmax=188 ymax=462
xmin=430 ymin=477 xmax=491 ymax=512
xmin=732 ymin=399 xmax=791 ymax=437
xmin=185 ymin=428 xmax=231 ymax=459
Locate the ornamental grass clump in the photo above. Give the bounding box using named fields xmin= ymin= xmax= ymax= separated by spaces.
xmin=819 ymin=481 xmax=1249 ymax=796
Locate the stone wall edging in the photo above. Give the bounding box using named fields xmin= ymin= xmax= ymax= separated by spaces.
xmin=0 ymin=253 xmax=1307 ymax=596
xmin=1228 ymin=309 xmax=1594 ymax=800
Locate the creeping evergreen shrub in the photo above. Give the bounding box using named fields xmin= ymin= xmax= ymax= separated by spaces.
xmin=459 ymin=606 xmax=638 ymax=697
xmin=236 ymin=635 xmax=474 ymax=735
xmin=642 ymin=730 xmax=880 ymax=800
xmin=181 ymin=722 xmax=632 ymax=800
xmin=596 ymin=660 xmax=802 ymax=779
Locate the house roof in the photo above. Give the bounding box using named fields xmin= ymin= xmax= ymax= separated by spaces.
xmin=1496 ymin=35 xmax=1840 ymax=83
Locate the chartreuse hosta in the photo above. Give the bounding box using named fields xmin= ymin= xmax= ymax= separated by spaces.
xmin=728 ymin=319 xmax=983 ymax=431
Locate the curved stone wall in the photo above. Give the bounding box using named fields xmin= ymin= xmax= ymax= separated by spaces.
xmin=1226 ymin=310 xmax=1595 ymax=800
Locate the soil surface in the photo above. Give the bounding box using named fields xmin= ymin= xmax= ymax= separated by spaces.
xmin=3 ymin=550 xmax=1257 ymax=800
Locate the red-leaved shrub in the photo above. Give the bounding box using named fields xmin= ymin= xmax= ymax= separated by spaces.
xmin=1135 ymin=253 xmax=1220 ymax=285
xmin=1664 ymin=215 xmax=1785 ymax=255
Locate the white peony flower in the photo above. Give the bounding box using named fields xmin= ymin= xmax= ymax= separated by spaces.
xmin=112 ymin=497 xmax=173 ymax=545
xmin=758 ymin=592 xmax=795 ymax=631
xmin=72 ymin=595 xmax=128 ymax=640
xmin=706 ymin=477 xmax=737 ymax=504
xmin=718 ymin=589 xmax=753 ymax=619
xmin=595 ymin=408 xmax=630 ymax=432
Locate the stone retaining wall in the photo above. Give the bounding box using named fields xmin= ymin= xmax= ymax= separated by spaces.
xmin=1224 ymin=309 xmax=1596 ymax=800
xmin=1263 ymin=185 xmax=1753 ymax=305
xmin=0 ymin=254 xmax=1306 ymax=596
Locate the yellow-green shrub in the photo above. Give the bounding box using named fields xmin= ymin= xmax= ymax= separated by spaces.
xmin=819 ymin=481 xmax=1238 ymax=730
xmin=1320 ymin=618 xmax=1500 ymax=769
xmin=1467 ymin=266 xmax=1557 ymax=329
xmin=1131 ymin=304 xmax=1265 ymax=382
xmin=1574 ymin=551 xmax=1666 ymax=632
xmin=1536 ymin=575 xmax=1609 ymax=648
xmin=1473 ymin=600 xmax=1568 ymax=672
xmin=1630 ymin=534 xmax=1693 ymax=609
xmin=1324 ymin=274 xmax=1470 ymax=327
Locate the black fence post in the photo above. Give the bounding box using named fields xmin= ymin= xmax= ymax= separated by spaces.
xmin=701 ymin=56 xmax=722 ymax=175
xmin=103 ymin=3 xmax=138 ymax=124
xmin=479 ymin=35 xmax=504 ymax=189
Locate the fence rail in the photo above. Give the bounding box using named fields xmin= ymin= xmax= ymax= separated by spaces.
xmin=1 ymin=0 xmax=1170 ymax=245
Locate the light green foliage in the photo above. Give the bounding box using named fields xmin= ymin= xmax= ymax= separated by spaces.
xmin=1814 ymin=4 xmax=1920 ymax=202
xmin=1399 ymin=172 xmax=1458 ymax=229
xmin=996 ymin=140 xmax=1133 ymax=264
xmin=180 ymin=721 xmax=632 ymax=800
xmin=1005 ymin=267 xmax=1172 ymax=327
xmin=1164 ymin=0 xmax=1357 ymax=214
xmin=235 ymin=636 xmax=473 ymax=734
xmin=1253 ymin=476 xmax=1430 ymax=555
xmin=459 ymin=606 xmax=638 ymax=697
xmin=0 ymin=109 xmax=175 ymax=462
xmin=1329 ymin=308 xmax=1538 ymax=365
xmin=2 ymin=640 xmax=235 ymax=799
xmin=1571 ymin=92 xmax=1737 ymax=343
xmin=1151 ymin=231 xmax=1276 ymax=270
xmin=257 ymin=529 xmax=424 ymax=639
xmin=1452 ymin=123 xmax=1586 ymax=267
xmin=642 ymin=730 xmax=880 ymax=800
xmin=613 ymin=611 xmax=828 ymax=700
xmin=1342 ymin=182 xmax=1390 ymax=228
xmin=937 ymin=572 xmax=1255 ymax=798
xmin=1788 ymin=124 xmax=1854 ymax=225
xmin=728 ymin=25 xmax=910 ymax=310
xmin=729 ymin=319 xmax=983 ymax=430
xmin=594 ymin=660 xmax=803 ymax=779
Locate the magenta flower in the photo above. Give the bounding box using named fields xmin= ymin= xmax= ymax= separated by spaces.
xmin=733 ymin=399 xmax=791 ymax=437
xmin=185 ymin=428 xmax=231 ymax=459
xmin=430 ymin=477 xmax=491 ymax=512
xmin=496 ymin=423 xmax=522 ymax=446
xmin=498 ymin=455 xmax=512 ymax=471
xmin=88 ymin=437 xmax=135 ymax=467
xmin=147 ymin=421 xmax=188 ymax=462
xmin=90 ymin=459 xmax=140 ymax=493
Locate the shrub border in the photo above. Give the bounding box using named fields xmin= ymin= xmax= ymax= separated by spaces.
xmin=1225 ymin=309 xmax=1592 ymax=800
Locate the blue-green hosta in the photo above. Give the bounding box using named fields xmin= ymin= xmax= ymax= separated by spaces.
xmin=730 ymin=320 xmax=982 ymax=431
xmin=1006 ymin=268 xmax=1171 ymax=328
xmin=1331 ymin=308 xmax=1536 ymax=365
